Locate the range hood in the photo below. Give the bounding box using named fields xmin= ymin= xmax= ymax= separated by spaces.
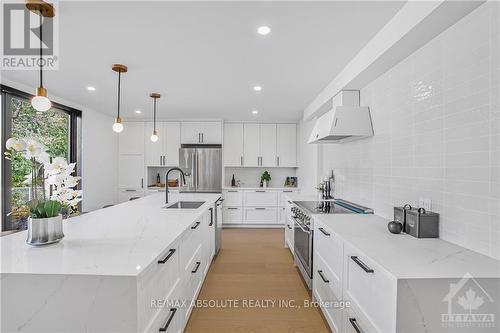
xmin=308 ymin=91 xmax=374 ymax=144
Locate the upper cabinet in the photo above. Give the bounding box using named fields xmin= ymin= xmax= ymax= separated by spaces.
xmin=277 ymin=124 xmax=297 ymax=167
xmin=118 ymin=122 xmax=144 ymax=155
xmin=223 ymin=123 xmax=244 ymax=166
xmin=260 ymin=124 xmax=277 ymax=167
xmin=242 ymin=123 xmax=278 ymax=167
xmin=181 ymin=121 xmax=222 ymax=144
xmin=144 ymin=122 xmax=181 ymax=167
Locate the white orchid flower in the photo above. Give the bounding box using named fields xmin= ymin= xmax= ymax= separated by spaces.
xmin=24 ymin=140 xmax=45 ymax=159
xmin=37 ymin=151 xmax=50 ymax=164
xmin=64 ymin=176 xmax=80 ymax=188
xmin=6 ymin=138 xmax=27 ymax=152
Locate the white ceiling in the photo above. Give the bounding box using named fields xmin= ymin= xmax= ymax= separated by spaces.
xmin=2 ymin=1 xmax=405 ymax=121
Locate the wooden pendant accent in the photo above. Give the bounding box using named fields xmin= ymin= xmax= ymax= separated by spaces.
xmin=112 ymin=64 xmax=128 ymax=73
xmin=150 ymin=93 xmax=161 ymax=99
xmin=26 ymin=0 xmax=55 ymax=18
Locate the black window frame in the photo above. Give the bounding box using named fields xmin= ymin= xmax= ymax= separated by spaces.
xmin=1 ymin=84 xmax=82 ymax=231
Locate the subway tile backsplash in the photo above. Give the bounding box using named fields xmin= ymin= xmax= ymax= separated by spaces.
xmin=320 ymin=1 xmax=500 ymax=259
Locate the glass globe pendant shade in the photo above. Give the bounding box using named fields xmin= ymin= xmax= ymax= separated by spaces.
xmin=112 ymin=117 xmax=124 ymax=133
xmin=150 ymin=131 xmax=159 ymax=142
xmin=31 ymin=87 xmax=51 ymax=111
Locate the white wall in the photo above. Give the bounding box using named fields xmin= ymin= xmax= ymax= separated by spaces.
xmin=224 ymin=167 xmax=297 ymax=188
xmin=318 ymin=1 xmax=499 ymax=259
xmin=0 ymin=78 xmax=117 ymax=213
xmin=296 ymin=118 xmax=320 ymax=196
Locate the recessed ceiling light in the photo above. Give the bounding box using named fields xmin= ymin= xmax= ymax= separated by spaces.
xmin=253 ymin=86 xmax=262 ymax=92
xmin=252 ymin=110 xmax=259 ymax=115
xmin=86 ymin=86 xmax=96 ymax=91
xmin=135 ymin=110 xmax=142 ymax=114
xmin=257 ymin=26 xmax=271 ymax=35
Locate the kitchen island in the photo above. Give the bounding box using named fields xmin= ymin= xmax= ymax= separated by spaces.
xmin=1 ymin=192 xmax=221 ymax=333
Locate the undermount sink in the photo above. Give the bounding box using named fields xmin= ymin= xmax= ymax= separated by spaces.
xmin=164 ymin=201 xmax=205 ymax=209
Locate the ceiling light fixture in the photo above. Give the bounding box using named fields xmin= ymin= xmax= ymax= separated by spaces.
xmin=252 ymin=110 xmax=259 ymax=115
xmin=26 ymin=0 xmax=55 ymax=112
xmin=87 ymin=86 xmax=96 ymax=92
xmin=150 ymin=93 xmax=160 ymax=142
xmin=135 ymin=110 xmax=142 ymax=114
xmin=257 ymin=26 xmax=271 ymax=35
xmin=112 ymin=64 xmax=128 ymax=133
xmin=253 ymin=86 xmax=262 ymax=92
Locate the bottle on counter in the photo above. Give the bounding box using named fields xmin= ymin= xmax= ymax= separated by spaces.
xmin=231 ymin=174 xmax=236 ymax=187
xmin=156 ymin=173 xmax=161 ymax=184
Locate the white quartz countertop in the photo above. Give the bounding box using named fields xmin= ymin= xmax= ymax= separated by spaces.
xmin=0 ymin=193 xmax=221 ymax=277
xmin=223 ymin=186 xmax=299 ymax=190
xmin=314 ymin=214 xmax=500 ymax=279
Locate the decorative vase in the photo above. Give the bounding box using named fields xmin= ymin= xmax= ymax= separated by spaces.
xmin=26 ymin=215 xmax=64 ymax=246
xmin=263 ymin=181 xmax=268 ymax=188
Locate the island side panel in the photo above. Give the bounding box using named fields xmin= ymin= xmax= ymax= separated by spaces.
xmin=396 ymin=278 xmax=500 ymax=333
xmin=1 ymin=273 xmax=138 ymax=333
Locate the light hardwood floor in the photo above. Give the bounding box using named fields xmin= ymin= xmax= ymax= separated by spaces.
xmin=185 ymin=228 xmax=330 ymax=333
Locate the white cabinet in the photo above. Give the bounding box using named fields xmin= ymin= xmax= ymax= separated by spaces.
xmin=277 ymin=124 xmax=297 ymax=167
xmin=118 ymin=189 xmax=144 ymax=203
xmin=243 ymin=123 xmax=260 ymax=167
xmin=260 ymin=124 xmax=277 ymax=167
xmin=243 ymin=123 xmax=277 ymax=167
xmin=145 ymin=122 xmax=181 ymax=167
xmin=119 ymin=122 xmax=144 ymax=154
xmin=223 ymin=190 xmax=243 ymax=206
xmin=223 ymin=123 xmax=243 ymax=166
xmin=118 ymin=154 xmax=144 ymax=189
xmin=181 ymin=121 xmax=222 ymax=144
xmin=244 ymin=190 xmax=278 ymax=207
xmin=223 ymin=207 xmax=243 ymax=224
xmin=245 ymin=207 xmax=277 ymax=224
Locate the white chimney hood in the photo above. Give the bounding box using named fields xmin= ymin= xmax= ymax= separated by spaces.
xmin=308 ymin=91 xmax=373 ymax=144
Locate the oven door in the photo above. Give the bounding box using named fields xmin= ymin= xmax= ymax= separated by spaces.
xmin=293 ymin=217 xmax=312 ymax=279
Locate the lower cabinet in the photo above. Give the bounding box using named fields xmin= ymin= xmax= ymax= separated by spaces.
xmin=118 ymin=189 xmax=144 ymax=203
xmin=245 ymin=207 xmax=277 ymax=224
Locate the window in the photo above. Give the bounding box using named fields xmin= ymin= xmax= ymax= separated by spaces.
xmin=1 ymin=85 xmax=82 ymax=231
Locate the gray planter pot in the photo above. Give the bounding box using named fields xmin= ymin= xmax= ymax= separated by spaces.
xmin=26 ymin=215 xmax=64 ymax=246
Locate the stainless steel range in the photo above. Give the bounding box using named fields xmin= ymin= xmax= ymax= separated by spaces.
xmin=291 ymin=199 xmax=373 ymax=289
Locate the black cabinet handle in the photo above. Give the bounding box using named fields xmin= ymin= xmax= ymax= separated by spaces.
xmin=209 ymin=208 xmax=213 ymax=226
xmin=255 ymin=190 xmax=265 ymax=193
xmin=349 ymin=318 xmax=363 ymax=333
xmin=157 ymin=249 xmax=176 ymax=264
xmin=283 ymin=190 xmax=292 ymax=193
xmin=255 ymin=207 xmax=266 ymax=210
xmin=227 ymin=207 xmax=238 ymax=210
xmin=351 ymin=256 xmax=374 ymax=273
xmin=287 ymin=224 xmax=292 ymax=229
xmin=318 ymin=270 xmax=329 ymax=283
xmin=228 ymin=190 xmax=238 ymax=192
xmin=191 ymin=261 xmax=201 ymax=273
xmin=319 ymin=227 xmax=330 ymax=236
xmin=191 ymin=221 xmax=200 ymax=229
xmin=159 ymin=308 xmax=177 ymax=332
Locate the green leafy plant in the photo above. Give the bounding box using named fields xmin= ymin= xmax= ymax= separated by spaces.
xmin=261 ymin=171 xmax=271 ymax=183
xmin=28 ymin=199 xmax=62 ymax=218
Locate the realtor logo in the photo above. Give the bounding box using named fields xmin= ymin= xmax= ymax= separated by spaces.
xmin=2 ymin=1 xmax=59 ymax=70
xmin=441 ymin=273 xmax=495 ymax=329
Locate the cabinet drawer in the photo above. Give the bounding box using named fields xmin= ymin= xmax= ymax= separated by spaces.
xmin=245 ymin=207 xmax=277 ymax=224
xmin=223 ymin=207 xmax=243 ymax=224
xmin=183 ymin=247 xmax=203 ymax=321
xmin=179 ymin=220 xmax=203 ymax=274
xmin=223 ymin=190 xmax=243 ymax=206
xmin=344 ymin=243 xmax=396 ymax=333
xmin=138 ymin=242 xmax=180 ymax=332
xmin=312 ymin=260 xmax=343 ymax=333
xmin=315 ymin=221 xmax=343 ymax=288
xmin=244 ymin=191 xmax=277 ymax=207
xmin=284 ymin=217 xmax=294 ymax=254
xmin=344 ymin=307 xmax=376 ymax=333
xmin=278 ymin=190 xmax=296 ymax=207
xmin=144 ymin=279 xmax=182 ymax=333
xmin=278 ymin=207 xmax=286 ymax=224
xmin=314 ymin=250 xmax=342 ymax=301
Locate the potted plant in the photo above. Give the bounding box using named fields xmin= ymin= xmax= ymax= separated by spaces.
xmin=5 ymin=137 xmax=82 ymax=245
xmin=261 ymin=171 xmax=271 ymax=188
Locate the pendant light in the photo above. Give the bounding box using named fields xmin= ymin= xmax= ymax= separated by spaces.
xmin=150 ymin=93 xmax=160 ymax=142
xmin=112 ymin=64 xmax=127 ymax=133
xmin=26 ymin=0 xmax=55 ymax=112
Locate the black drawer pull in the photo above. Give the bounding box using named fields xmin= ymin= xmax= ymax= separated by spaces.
xmin=255 ymin=207 xmax=266 ymax=210
xmin=318 ymin=270 xmax=329 ymax=283
xmin=287 ymin=224 xmax=292 ymax=229
xmin=351 ymin=256 xmax=374 ymax=273
xmin=255 ymin=190 xmax=266 ymax=193
xmin=157 ymin=249 xmax=176 ymax=264
xmin=191 ymin=221 xmax=200 ymax=229
xmin=349 ymin=318 xmax=363 ymax=333
xmin=209 ymin=208 xmax=213 ymax=226
xmin=283 ymin=190 xmax=292 ymax=193
xmin=191 ymin=261 xmax=201 ymax=273
xmin=227 ymin=207 xmax=238 ymax=210
xmin=159 ymin=308 xmax=177 ymax=332
xmin=228 ymin=190 xmax=238 ymax=193
xmin=319 ymin=227 xmax=330 ymax=236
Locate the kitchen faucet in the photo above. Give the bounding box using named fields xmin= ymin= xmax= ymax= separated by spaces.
xmin=165 ymin=167 xmax=187 ymax=203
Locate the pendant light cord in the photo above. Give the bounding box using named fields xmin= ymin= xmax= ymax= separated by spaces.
xmin=39 ymin=14 xmax=43 ymax=88
xmin=153 ymin=97 xmax=157 ymax=131
xmin=117 ymin=71 xmax=121 ymax=118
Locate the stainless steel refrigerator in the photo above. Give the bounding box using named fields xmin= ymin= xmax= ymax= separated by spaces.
xmin=179 ymin=144 xmax=222 ymax=193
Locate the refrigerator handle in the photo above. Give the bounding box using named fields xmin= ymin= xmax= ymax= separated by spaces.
xmin=196 ymin=152 xmax=199 ymax=189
